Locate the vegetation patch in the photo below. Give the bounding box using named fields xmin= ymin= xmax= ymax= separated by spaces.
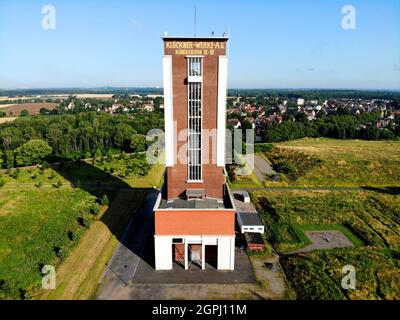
xmin=265 ymin=146 xmax=321 ymax=180
xmin=280 ymin=250 xmax=400 ymax=300
xmin=263 ymin=138 xmax=400 ymax=187
xmin=252 ymin=190 xmax=400 ymax=300
xmin=253 ymin=190 xmax=400 ymax=252
xmin=0 ymin=189 xmax=99 ymax=299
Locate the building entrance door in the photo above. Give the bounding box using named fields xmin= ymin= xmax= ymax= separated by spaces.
xmin=205 ymin=245 xmax=218 ymax=269
xmin=188 ymin=244 xmax=202 ymax=268
xmin=172 ymin=243 xmax=185 ymax=268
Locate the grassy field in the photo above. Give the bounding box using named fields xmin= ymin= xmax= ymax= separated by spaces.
xmin=260 ymin=138 xmax=400 ymax=187
xmin=281 ymin=249 xmax=399 ymax=300
xmin=36 ymin=189 xmax=145 ymax=300
xmin=0 ymin=188 xmax=99 ymax=299
xmin=252 ymin=190 xmax=400 ymax=300
xmin=0 ymin=153 xmax=165 ymax=300
xmin=0 ymin=153 xmax=164 ymax=189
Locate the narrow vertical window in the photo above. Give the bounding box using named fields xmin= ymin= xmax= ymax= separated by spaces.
xmin=187 ymin=57 xmax=203 ymax=182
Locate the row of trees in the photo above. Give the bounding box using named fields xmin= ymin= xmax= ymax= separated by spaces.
xmin=0 ymin=112 xmax=163 ymax=168
xmin=261 ymin=112 xmax=400 ymax=142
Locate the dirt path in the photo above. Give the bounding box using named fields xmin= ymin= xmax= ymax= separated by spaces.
xmin=250 ymin=255 xmax=288 ymax=300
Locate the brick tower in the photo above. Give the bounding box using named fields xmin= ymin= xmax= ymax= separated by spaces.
xmin=153 ymin=35 xmax=235 ymax=271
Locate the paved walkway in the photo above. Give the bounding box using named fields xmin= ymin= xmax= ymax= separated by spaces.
xmin=286 ymin=230 xmax=354 ymax=255
xmin=97 ymin=189 xmax=158 ymax=298
xmin=252 ymin=154 xmax=277 ymax=181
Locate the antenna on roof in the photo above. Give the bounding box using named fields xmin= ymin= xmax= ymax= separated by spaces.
xmin=194 ymin=3 xmax=197 ymax=37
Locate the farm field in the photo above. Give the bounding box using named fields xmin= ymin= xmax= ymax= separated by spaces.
xmin=252 ymin=190 xmax=400 ymax=300
xmin=259 ymin=138 xmax=400 ymax=187
xmin=0 ymin=117 xmax=17 ymax=124
xmin=0 ymin=103 xmax=58 ymax=116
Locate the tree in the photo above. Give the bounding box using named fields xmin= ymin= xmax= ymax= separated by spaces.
xmin=130 ymin=134 xmax=147 ymax=152
xmin=100 ymin=194 xmax=109 ymax=205
xmin=94 ymin=148 xmax=102 ymax=159
xmin=14 ymin=139 xmax=52 ymax=166
xmin=20 ymin=109 xmax=29 ymax=116
xmin=4 ymin=151 xmax=14 ymax=168
xmin=39 ymin=108 xmax=50 ymax=115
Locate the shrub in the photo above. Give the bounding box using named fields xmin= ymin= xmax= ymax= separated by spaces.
xmin=20 ymin=109 xmax=29 ymax=116
xmin=67 ymin=230 xmax=76 ymax=241
xmin=276 ymin=161 xmax=298 ymax=177
xmin=35 ymin=181 xmax=43 ymax=188
xmin=254 ymin=143 xmax=274 ymax=153
xmin=100 ymin=194 xmax=109 ymax=205
xmin=82 ymin=217 xmax=92 ymax=229
xmin=89 ymin=203 xmax=100 ymax=215
xmin=268 ymin=148 xmax=321 ymax=180
xmin=10 ymin=169 xmax=20 ymax=179
xmin=41 ymin=161 xmax=50 ymax=169
xmin=53 ymin=180 xmax=63 ymax=188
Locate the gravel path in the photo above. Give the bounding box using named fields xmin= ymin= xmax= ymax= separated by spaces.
xmin=252 ymin=154 xmax=277 ymax=181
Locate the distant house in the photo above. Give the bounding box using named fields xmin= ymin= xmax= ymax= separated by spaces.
xmin=376 ymin=118 xmax=391 ymax=129
xmin=305 ymin=110 xmax=316 ymax=121
xmin=143 ymin=104 xmax=155 ymax=112
xmin=278 ymin=104 xmax=287 ymax=113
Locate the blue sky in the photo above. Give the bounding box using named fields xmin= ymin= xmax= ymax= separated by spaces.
xmin=0 ymin=0 xmax=399 ymax=89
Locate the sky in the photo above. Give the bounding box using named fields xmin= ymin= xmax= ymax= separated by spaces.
xmin=0 ymin=0 xmax=399 ymax=90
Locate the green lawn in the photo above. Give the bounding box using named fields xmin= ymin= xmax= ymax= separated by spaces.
xmin=292 ymin=224 xmax=364 ymax=247
xmin=252 ymin=189 xmax=400 ymax=300
xmin=262 ymin=138 xmax=400 ymax=187
xmin=227 ymin=171 xmax=262 ymax=189
xmin=0 ymin=188 xmax=98 ymax=299
xmin=0 ymin=152 xmax=164 ymax=299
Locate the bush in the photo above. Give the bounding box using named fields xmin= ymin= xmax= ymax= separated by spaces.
xmin=9 ymin=169 xmax=20 ymax=179
xmin=41 ymin=161 xmax=50 ymax=169
xmin=268 ymin=148 xmax=321 ymax=180
xmin=0 ymin=179 xmax=5 ymax=187
xmin=35 ymin=181 xmax=43 ymax=188
xmin=254 ymin=143 xmax=274 ymax=153
xmin=276 ymin=161 xmax=298 ymax=177
xmin=89 ymin=203 xmax=100 ymax=215
xmin=53 ymin=180 xmax=63 ymax=188
xmin=99 ymin=194 xmax=109 ymax=205
xmin=67 ymin=230 xmax=76 ymax=241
